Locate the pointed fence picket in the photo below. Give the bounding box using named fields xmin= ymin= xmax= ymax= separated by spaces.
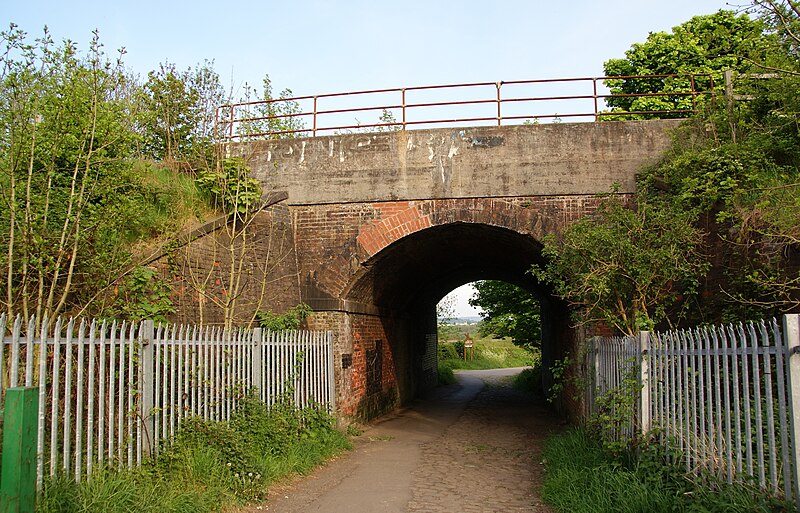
xmin=587 ymin=314 xmax=800 ymax=509
xmin=0 ymin=313 xmax=335 ymax=488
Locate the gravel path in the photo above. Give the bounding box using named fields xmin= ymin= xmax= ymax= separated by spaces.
xmin=237 ymin=368 xmax=560 ymax=513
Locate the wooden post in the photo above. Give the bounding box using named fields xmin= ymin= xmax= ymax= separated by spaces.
xmin=463 ymin=334 xmax=474 ymax=361
xmin=1 ymin=387 xmax=39 ymax=513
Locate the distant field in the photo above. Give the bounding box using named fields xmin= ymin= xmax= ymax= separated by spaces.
xmin=438 ymin=335 xmax=534 ymax=371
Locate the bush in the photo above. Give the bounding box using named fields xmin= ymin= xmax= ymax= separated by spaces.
xmin=37 ymin=394 xmax=350 ymax=512
xmin=437 ymin=364 xmax=457 ymax=385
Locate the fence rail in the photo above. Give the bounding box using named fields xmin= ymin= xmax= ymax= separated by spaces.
xmin=216 ymin=73 xmax=715 ymax=140
xmin=0 ymin=313 xmax=335 ymax=488
xmin=587 ymin=314 xmax=800 ymax=508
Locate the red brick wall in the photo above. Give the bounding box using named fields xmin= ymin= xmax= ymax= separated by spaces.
xmin=152 ymin=205 xmax=302 ymax=326
xmin=307 ymin=311 xmax=399 ymax=420
xmin=292 ymin=195 xmax=615 ymax=303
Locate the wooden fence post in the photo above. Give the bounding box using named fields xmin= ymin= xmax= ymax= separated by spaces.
xmin=139 ymin=320 xmax=155 ymax=458
xmin=784 ymin=314 xmax=800 ymax=505
xmin=638 ymin=331 xmax=651 ymax=434
xmin=0 ymin=387 xmax=39 ymax=513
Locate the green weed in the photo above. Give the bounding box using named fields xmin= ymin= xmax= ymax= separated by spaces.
xmin=438 ymin=337 xmax=533 ymax=372
xmin=36 ymin=395 xmax=350 ymax=512
xmin=541 ymin=428 xmax=791 ymax=513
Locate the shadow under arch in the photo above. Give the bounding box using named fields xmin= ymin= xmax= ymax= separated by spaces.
xmin=341 ymin=222 xmax=574 ymax=417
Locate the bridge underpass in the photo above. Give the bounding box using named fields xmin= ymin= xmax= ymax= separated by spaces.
xmin=228 ymin=120 xmax=682 ymax=421
xmin=339 ymin=222 xmax=570 ymax=414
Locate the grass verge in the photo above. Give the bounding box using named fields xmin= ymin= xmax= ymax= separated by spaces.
xmin=437 ymin=337 xmax=537 ymax=385
xmin=438 ymin=337 xmax=533 ymax=371
xmin=541 ymin=428 xmax=791 ymax=513
xmin=37 ymin=395 xmax=350 ymax=513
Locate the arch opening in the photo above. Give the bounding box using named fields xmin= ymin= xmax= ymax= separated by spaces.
xmin=340 ymin=222 xmax=574 ymax=419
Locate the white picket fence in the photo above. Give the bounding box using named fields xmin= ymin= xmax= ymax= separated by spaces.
xmin=0 ymin=313 xmax=335 ymax=487
xmin=587 ymin=314 xmax=800 ymax=507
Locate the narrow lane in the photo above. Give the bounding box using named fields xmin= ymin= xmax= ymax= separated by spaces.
xmin=241 ymin=368 xmax=560 ymax=513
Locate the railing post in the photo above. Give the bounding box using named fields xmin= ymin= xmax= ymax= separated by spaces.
xmin=252 ymin=328 xmax=263 ymax=401
xmin=401 ymin=88 xmax=407 ymax=130
xmin=592 ymin=78 xmax=599 ymax=122
xmin=0 ymin=387 xmax=39 ymax=513
xmin=724 ymin=70 xmax=734 ymax=112
xmin=586 ymin=337 xmax=597 ymax=420
xmin=139 ymin=320 xmax=155 ymax=458
xmin=784 ymin=314 xmax=800 ymax=505
xmin=228 ymin=105 xmax=234 ymax=144
xmin=312 ymin=96 xmax=318 ymax=137
xmin=496 ymin=81 xmax=502 ymax=126
xmin=639 ymin=331 xmax=651 ymax=434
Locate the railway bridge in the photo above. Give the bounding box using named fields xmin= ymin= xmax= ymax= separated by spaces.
xmin=226 ymin=118 xmax=681 ymax=419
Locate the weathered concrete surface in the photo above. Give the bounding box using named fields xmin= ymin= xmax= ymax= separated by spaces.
xmin=236 ymin=368 xmax=560 ymax=513
xmin=241 ymin=120 xmax=682 ymax=205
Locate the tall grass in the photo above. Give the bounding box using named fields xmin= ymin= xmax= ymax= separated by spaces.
xmin=438 ymin=337 xmax=533 ymax=371
xmin=133 ymin=161 xmax=211 ymax=238
xmin=541 ymin=428 xmax=791 ymax=513
xmin=36 ymin=395 xmax=350 ymax=513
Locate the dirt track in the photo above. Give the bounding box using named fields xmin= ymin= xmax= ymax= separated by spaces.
xmin=237 ymin=368 xmax=560 ymax=513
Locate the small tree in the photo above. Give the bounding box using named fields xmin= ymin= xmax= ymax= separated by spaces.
xmin=469 ymin=281 xmax=541 ymax=349
xmin=533 ymin=193 xmax=708 ymax=335
xmin=436 ymin=293 xmax=459 ymax=341
xmin=603 ymin=10 xmax=772 ymax=117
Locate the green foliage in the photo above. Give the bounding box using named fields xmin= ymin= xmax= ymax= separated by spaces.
xmin=38 ymin=395 xmax=349 ymax=512
xmin=603 ymin=10 xmax=772 ymax=118
xmin=546 ymin=357 xmax=571 ymax=405
xmin=139 ymin=60 xmax=226 ymax=165
xmin=586 ymin=363 xmax=641 ymax=457
xmin=0 ymin=26 xmax=221 ymax=320
xmin=255 ymin=303 xmax=312 ymax=331
xmin=110 ymin=266 xmax=175 ymax=322
xmin=235 ymin=75 xmax=306 ymax=138
xmin=196 ymin=157 xmax=262 ymax=214
xmin=512 ymin=359 xmax=543 ymax=396
xmin=542 ymin=428 xmax=790 ymax=513
xmin=0 ymin=25 xmax=145 ymax=318
xmin=438 ymin=337 xmax=533 ymax=371
xmin=437 ymin=365 xmax=457 ymax=385
xmin=470 ymin=281 xmax=541 ymax=349
xmin=533 ymin=193 xmax=708 ymax=335
xmin=628 ymin=8 xmax=800 ymax=318
xmin=436 ymin=293 xmax=460 ymax=341
xmin=375 ymin=109 xmax=401 ymax=131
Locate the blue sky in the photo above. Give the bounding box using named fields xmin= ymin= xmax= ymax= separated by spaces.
xmin=6 ymin=0 xmax=735 ymax=316
xmin=7 ymin=1 xmax=734 ymax=100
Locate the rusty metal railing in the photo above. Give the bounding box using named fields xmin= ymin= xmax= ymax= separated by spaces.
xmin=215 ymin=73 xmax=715 ymax=141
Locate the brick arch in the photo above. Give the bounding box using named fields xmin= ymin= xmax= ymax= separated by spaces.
xmin=292 ymin=194 xmax=610 ymax=310
xmin=354 ymin=198 xmax=566 ymax=260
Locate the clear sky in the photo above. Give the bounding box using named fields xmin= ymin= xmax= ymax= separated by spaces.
xmin=7 ymin=0 xmax=734 ymax=100
xmin=5 ymin=0 xmax=736 ymax=316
